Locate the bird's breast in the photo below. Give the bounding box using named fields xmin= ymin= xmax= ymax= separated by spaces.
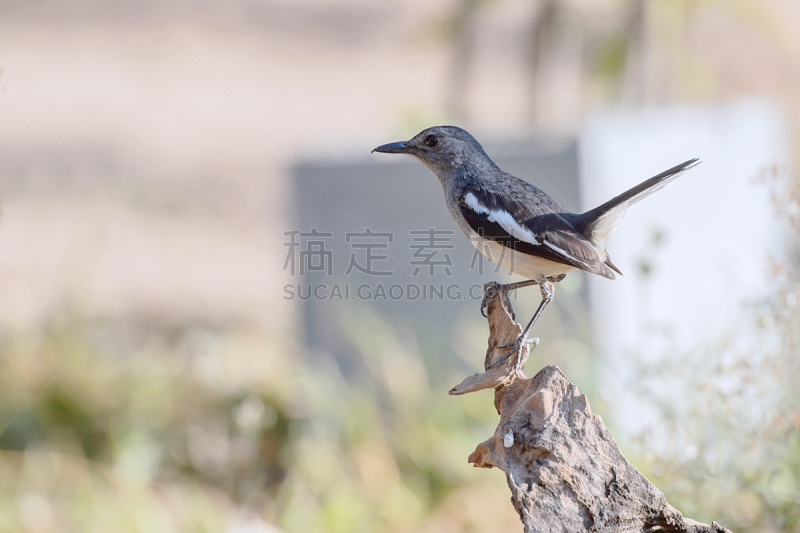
xmin=467 ymin=235 xmax=577 ymax=278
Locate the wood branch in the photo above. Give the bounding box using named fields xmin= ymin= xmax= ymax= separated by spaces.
xmin=450 ymin=292 xmax=732 ymax=533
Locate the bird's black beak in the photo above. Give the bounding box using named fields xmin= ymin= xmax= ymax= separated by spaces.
xmin=371 ymin=141 xmax=414 ymax=154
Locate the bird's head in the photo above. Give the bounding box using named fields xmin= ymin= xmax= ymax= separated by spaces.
xmin=372 ymin=126 xmax=494 ymax=181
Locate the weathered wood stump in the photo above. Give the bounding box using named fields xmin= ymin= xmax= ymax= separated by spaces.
xmin=450 ymin=291 xmax=732 ymax=533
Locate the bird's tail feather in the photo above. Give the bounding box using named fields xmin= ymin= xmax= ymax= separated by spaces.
xmin=577 ymin=158 xmax=700 ymax=248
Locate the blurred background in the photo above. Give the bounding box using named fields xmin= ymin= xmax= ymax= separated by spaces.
xmin=1 ymin=0 xmax=800 ymax=532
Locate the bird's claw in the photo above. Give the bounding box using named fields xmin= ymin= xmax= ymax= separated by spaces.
xmin=498 ymin=335 xmax=539 ymax=353
xmin=481 ymin=282 xmax=501 ymax=318
xmin=481 ymin=282 xmax=515 ymax=321
xmin=487 ymin=335 xmax=539 ymax=376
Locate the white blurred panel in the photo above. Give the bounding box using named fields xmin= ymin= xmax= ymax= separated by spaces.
xmin=579 ymin=99 xmax=789 ymax=434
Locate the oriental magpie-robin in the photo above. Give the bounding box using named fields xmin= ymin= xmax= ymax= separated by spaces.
xmin=373 ymin=126 xmax=699 ymax=376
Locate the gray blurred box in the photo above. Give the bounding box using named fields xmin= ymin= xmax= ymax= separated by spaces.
xmin=290 ymin=138 xmax=584 ymax=373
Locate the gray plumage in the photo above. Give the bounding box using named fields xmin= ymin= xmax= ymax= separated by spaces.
xmin=374 ymin=125 xmax=699 ymax=376
xmin=373 ymin=125 xmax=699 ymax=283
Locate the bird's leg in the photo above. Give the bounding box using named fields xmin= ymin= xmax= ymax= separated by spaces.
xmin=511 ymin=280 xmax=554 ymax=376
xmin=480 ymin=279 xmax=540 ymax=321
xmin=490 ymin=277 xmax=555 ymax=377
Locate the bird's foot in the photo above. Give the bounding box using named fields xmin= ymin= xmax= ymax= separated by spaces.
xmin=480 ymin=282 xmax=501 ymax=318
xmin=488 ymin=334 xmax=539 ymax=377
xmin=481 ymin=282 xmax=515 ymax=321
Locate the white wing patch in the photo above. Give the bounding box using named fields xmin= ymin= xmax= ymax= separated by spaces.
xmin=464 ymin=192 xmax=540 ymax=246
xmin=463 ymin=192 xmax=490 ymax=215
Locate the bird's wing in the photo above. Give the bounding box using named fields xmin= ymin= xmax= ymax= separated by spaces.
xmin=459 ymin=189 xmax=615 ymax=279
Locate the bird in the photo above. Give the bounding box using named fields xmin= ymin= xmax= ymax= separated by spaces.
xmin=373 ymin=126 xmax=699 ymax=376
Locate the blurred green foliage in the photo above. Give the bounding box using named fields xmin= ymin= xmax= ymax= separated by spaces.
xmin=0 ymin=302 xmax=528 ymax=532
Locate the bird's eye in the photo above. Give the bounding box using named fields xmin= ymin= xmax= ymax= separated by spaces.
xmin=425 ymin=135 xmax=439 ymax=147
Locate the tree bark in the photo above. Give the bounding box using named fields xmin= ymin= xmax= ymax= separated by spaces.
xmin=449 ymin=291 xmax=732 ymax=533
